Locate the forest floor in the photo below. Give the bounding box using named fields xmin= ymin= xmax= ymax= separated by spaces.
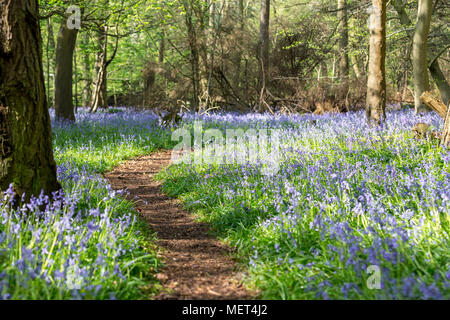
xmin=106 ymin=150 xmax=254 ymax=300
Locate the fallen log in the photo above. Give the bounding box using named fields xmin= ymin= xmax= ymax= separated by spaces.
xmin=420 ymin=91 xmax=450 ymax=147
xmin=442 ymin=103 xmax=450 ymax=148
xmin=420 ymin=91 xmax=447 ymax=118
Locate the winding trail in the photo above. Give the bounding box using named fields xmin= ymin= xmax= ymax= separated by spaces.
xmin=106 ymin=151 xmax=253 ymax=300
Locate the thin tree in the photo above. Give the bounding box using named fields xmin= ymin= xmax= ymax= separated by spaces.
xmin=89 ymin=1 xmax=123 ymax=113
xmin=412 ymin=0 xmax=433 ymax=113
xmin=90 ymin=25 xmax=109 ymax=112
xmin=82 ymin=32 xmax=92 ymax=107
xmin=0 ymin=0 xmax=61 ymax=197
xmin=54 ymin=18 xmax=79 ymax=121
xmin=46 ymin=18 xmax=56 ymax=108
xmin=183 ymin=0 xmax=201 ymax=111
xmin=366 ymin=0 xmax=387 ymax=125
xmin=338 ymin=0 xmax=349 ymax=82
xmin=392 ymin=0 xmax=450 ymax=106
xmin=258 ymin=0 xmax=270 ymax=94
xmin=232 ymin=0 xmax=245 ymax=95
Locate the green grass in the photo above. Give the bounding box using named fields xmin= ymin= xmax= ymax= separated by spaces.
xmin=0 ymin=111 xmax=175 ymax=300
xmin=156 ymin=111 xmax=449 ymax=300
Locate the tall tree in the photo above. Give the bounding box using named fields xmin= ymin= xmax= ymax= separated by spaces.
xmin=232 ymin=0 xmax=245 ymax=93
xmin=366 ymin=0 xmax=387 ymax=125
xmin=46 ymin=18 xmax=56 ymax=107
xmin=159 ymin=30 xmax=165 ymax=65
xmin=90 ymin=26 xmax=108 ymax=112
xmin=54 ymin=20 xmax=79 ymax=121
xmin=89 ymin=0 xmax=124 ymax=113
xmin=391 ymin=0 xmax=449 ymax=106
xmin=337 ymin=0 xmax=349 ymax=82
xmin=183 ymin=0 xmax=201 ymax=110
xmin=81 ymin=32 xmax=92 ymax=107
xmin=412 ymin=0 xmax=433 ymax=113
xmin=0 ymin=0 xmax=61 ymax=197
xmin=258 ymin=0 xmax=270 ymax=92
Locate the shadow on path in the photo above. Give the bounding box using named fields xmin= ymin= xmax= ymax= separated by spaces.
xmin=106 ymin=151 xmax=254 ymax=300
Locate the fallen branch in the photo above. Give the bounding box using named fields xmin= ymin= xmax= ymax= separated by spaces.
xmin=420 ymin=91 xmax=447 ymax=119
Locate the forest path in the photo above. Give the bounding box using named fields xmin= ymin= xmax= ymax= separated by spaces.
xmin=106 ymin=150 xmax=253 ymax=300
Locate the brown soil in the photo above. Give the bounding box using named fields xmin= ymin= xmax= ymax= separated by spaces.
xmin=105 ymin=150 xmax=254 ymax=300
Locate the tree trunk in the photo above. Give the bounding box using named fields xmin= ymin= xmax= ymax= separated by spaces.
xmin=90 ymin=26 xmax=108 ymax=113
xmin=258 ymin=0 xmax=270 ymax=92
xmin=232 ymin=0 xmax=245 ymax=94
xmin=54 ymin=22 xmax=78 ymax=121
xmin=0 ymin=0 xmax=61 ymax=197
xmin=429 ymin=59 xmax=450 ymax=106
xmin=338 ymin=0 xmax=349 ymax=82
xmin=351 ymin=54 xmax=362 ymax=80
xmin=159 ymin=31 xmax=165 ymax=64
xmin=82 ymin=32 xmax=91 ymax=108
xmin=400 ymin=45 xmax=411 ymax=102
xmin=391 ymin=0 xmax=449 ymax=106
xmin=412 ymin=0 xmax=433 ymax=113
xmin=184 ymin=2 xmax=200 ymax=110
xmin=46 ymin=17 xmax=55 ymax=107
xmin=366 ymin=0 xmax=386 ymax=125
xmin=391 ymin=0 xmax=412 ymax=25
xmin=74 ymin=44 xmax=78 ymax=113
xmin=203 ymin=0 xmax=216 ymax=110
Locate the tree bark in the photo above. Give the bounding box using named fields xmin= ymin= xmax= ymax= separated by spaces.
xmin=420 ymin=91 xmax=450 ymax=147
xmin=429 ymin=59 xmax=450 ymax=106
xmin=54 ymin=21 xmax=78 ymax=121
xmin=391 ymin=0 xmax=449 ymax=107
xmin=82 ymin=32 xmax=91 ymax=107
xmin=90 ymin=26 xmax=108 ymax=112
xmin=232 ymin=0 xmax=245 ymax=94
xmin=0 ymin=0 xmax=61 ymax=197
xmin=258 ymin=0 xmax=270 ymax=92
xmin=442 ymin=102 xmax=450 ymax=148
xmin=412 ymin=0 xmax=433 ymax=113
xmin=338 ymin=0 xmax=349 ymax=82
xmin=420 ymin=91 xmax=447 ymax=119
xmin=391 ymin=0 xmax=412 ymax=25
xmin=351 ymin=53 xmax=362 ymax=80
xmin=159 ymin=31 xmax=165 ymax=64
xmin=183 ymin=1 xmax=200 ymax=110
xmin=366 ymin=0 xmax=386 ymax=125
xmin=46 ymin=17 xmax=55 ymax=107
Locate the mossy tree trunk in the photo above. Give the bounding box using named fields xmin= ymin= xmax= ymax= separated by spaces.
xmin=0 ymin=0 xmax=61 ymax=197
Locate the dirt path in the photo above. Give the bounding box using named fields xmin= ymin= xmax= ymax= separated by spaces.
xmin=106 ymin=151 xmax=253 ymax=300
